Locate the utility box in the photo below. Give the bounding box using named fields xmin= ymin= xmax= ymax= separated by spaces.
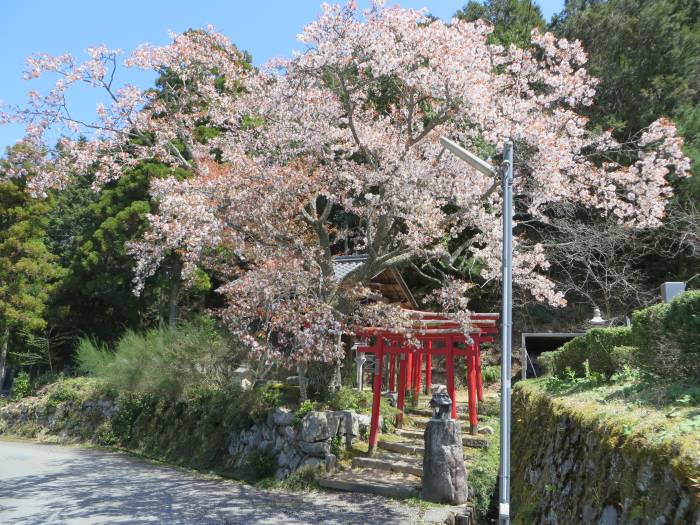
xmin=661 ymin=282 xmax=686 ymax=302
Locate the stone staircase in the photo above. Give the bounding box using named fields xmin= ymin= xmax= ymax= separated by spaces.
xmin=319 ymin=401 xmax=490 ymax=501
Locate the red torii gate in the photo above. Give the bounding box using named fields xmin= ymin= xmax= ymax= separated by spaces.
xmin=354 ymin=310 xmax=498 ymax=454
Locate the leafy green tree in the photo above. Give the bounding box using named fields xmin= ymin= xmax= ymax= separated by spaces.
xmin=455 ymin=0 xmax=546 ymax=47
xmin=0 ymin=153 xmax=65 ymax=387
xmin=551 ymin=0 xmax=700 ymax=291
xmin=47 ymin=161 xmax=197 ymax=344
xmin=552 ymin=0 xmax=700 ymax=157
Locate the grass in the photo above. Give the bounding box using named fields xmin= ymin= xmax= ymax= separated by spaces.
xmin=256 ymin=465 xmax=323 ymax=491
xmin=527 ymin=368 xmax=700 ymax=485
xmin=76 ymin=318 xmax=247 ymax=399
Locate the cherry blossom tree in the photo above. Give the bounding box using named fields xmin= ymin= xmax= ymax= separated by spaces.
xmin=1 ymin=3 xmax=691 ymax=378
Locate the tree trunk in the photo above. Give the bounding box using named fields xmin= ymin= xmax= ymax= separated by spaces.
xmin=298 ymin=362 xmax=309 ymax=402
xmin=168 ymin=259 xmax=181 ymax=329
xmin=0 ymin=326 xmax=9 ymax=392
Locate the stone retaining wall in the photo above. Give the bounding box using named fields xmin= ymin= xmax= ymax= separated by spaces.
xmin=228 ymin=408 xmax=375 ymax=479
xmin=511 ymin=384 xmax=700 ymax=524
xmin=0 ymin=395 xmax=377 ymax=480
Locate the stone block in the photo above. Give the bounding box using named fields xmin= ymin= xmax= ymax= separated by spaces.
xmin=298 ymin=440 xmax=331 ymax=457
xmin=325 ymin=453 xmax=337 ymax=473
xmin=301 ymin=457 xmax=323 ymax=469
xmin=268 ymin=407 xmax=295 ymax=427
xmin=300 ymin=411 xmax=341 ymax=442
xmin=422 ymin=419 xmax=469 ymax=505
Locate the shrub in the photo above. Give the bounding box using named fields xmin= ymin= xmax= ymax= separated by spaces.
xmin=241 ymin=447 xmax=277 ymax=482
xmin=94 ymin=421 xmax=118 ymax=446
xmin=609 ymin=346 xmax=636 ymax=371
xmin=294 ymin=399 xmax=314 ymax=424
xmin=277 ymin=464 xmax=321 ymax=490
xmin=482 ymin=365 xmax=501 ymax=385
xmin=328 ymin=386 xmax=371 ymax=413
xmin=633 ymin=291 xmax=700 ymax=380
xmin=632 ymin=302 xmax=670 ymax=368
xmin=539 ymin=327 xmax=633 ymax=379
xmin=76 ymin=317 xmax=247 ymax=398
xmin=11 ymin=372 xmax=31 ymax=399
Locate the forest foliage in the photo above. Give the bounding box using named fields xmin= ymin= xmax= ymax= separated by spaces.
xmin=0 ymin=0 xmax=698 ymax=387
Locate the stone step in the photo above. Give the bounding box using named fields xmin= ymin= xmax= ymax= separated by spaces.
xmin=319 ymin=469 xmax=421 ymax=499
xmin=407 ymin=408 xmax=470 ymax=421
xmin=378 ymin=439 xmax=424 ymax=455
xmin=352 ymin=454 xmax=423 ymax=477
xmin=397 ymin=429 xmax=489 ymax=449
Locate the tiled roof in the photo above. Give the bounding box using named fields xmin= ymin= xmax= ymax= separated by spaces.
xmin=332 ymin=255 xmax=368 ymax=282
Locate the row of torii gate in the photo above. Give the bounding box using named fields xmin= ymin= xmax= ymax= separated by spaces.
xmin=354 ymin=309 xmax=499 ymax=454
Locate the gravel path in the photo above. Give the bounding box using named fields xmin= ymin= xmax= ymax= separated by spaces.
xmin=0 ymin=439 xmax=421 ymax=525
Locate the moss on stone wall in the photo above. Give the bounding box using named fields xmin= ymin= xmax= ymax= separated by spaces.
xmin=511 ymin=381 xmax=700 ymax=524
xmin=0 ymin=377 xmax=291 ymax=476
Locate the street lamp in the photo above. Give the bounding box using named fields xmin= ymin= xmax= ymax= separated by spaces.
xmin=440 ymin=136 xmax=514 ymax=525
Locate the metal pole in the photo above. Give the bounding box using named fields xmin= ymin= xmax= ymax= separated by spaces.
xmin=499 ymin=140 xmax=513 ymax=525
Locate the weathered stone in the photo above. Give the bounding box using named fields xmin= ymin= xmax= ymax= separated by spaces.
xmin=277 ymin=449 xmax=290 ymax=467
xmin=430 ymin=384 xmax=447 ymax=395
xmin=325 ymin=453 xmax=337 ymax=473
xmin=384 ymin=392 xmax=398 ymax=407
xmin=598 ymin=505 xmax=618 ymax=525
xmin=262 ymin=424 xmax=273 ymax=441
xmin=422 ymin=507 xmax=456 ymax=524
xmin=300 ymin=411 xmax=340 ymax=442
xmin=301 ymin=457 xmax=323 ymax=469
xmin=477 ymin=425 xmax=494 ymax=435
xmin=287 ymin=451 xmax=302 ymax=470
xmin=273 ymin=434 xmax=285 ymax=452
xmin=298 ymin=440 xmax=331 ymax=457
xmin=282 ymin=425 xmax=295 ymax=442
xmin=455 ymin=514 xmax=471 ymax=525
xmin=232 ymin=364 xmax=253 ymax=391
xmin=268 ymin=407 xmax=295 ymax=427
xmin=354 ymin=413 xmax=376 ymax=437
xmin=421 ymin=419 xmax=468 ymax=505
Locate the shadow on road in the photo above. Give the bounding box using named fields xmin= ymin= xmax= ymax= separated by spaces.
xmin=0 ymin=441 xmax=417 ymax=524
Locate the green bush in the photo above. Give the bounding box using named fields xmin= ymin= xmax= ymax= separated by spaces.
xmin=328 ymin=386 xmax=371 ymax=413
xmin=539 ymin=327 xmax=633 ymax=379
xmin=11 ymin=372 xmax=31 ymax=399
xmin=482 ymin=365 xmax=501 ymax=385
xmin=294 ymin=399 xmax=314 ymax=424
xmin=241 ymin=447 xmax=277 ymax=482
xmin=633 ymin=291 xmax=700 ymax=380
xmin=631 ymin=302 xmax=670 ymax=367
xmin=540 ymin=292 xmax=700 ymax=382
xmin=76 ymin=317 xmax=246 ymax=399
xmin=94 ymin=421 xmax=118 ymax=446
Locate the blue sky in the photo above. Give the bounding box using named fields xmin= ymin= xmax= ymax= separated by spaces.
xmin=0 ymin=0 xmax=565 ymax=151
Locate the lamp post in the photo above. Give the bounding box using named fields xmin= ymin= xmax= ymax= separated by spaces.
xmin=440 ymin=137 xmax=514 ymax=525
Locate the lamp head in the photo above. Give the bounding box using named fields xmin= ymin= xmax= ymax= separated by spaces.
xmin=440 ymin=136 xmax=497 ymax=177
xmin=589 ymin=307 xmax=605 ymax=325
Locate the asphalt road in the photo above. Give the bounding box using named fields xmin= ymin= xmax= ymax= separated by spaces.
xmin=0 ymin=439 xmax=419 ymax=525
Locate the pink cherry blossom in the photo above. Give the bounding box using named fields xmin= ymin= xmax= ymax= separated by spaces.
xmin=2 ymin=3 xmax=692 ymax=368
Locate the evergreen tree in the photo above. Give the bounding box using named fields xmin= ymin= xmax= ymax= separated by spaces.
xmin=551 ymin=0 xmax=700 ymax=291
xmin=552 ymin=0 xmax=700 ymax=179
xmin=0 ymin=150 xmax=65 ymax=387
xmin=47 ymin=161 xmax=197 ymax=343
xmin=455 ymin=0 xmax=547 ymax=47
